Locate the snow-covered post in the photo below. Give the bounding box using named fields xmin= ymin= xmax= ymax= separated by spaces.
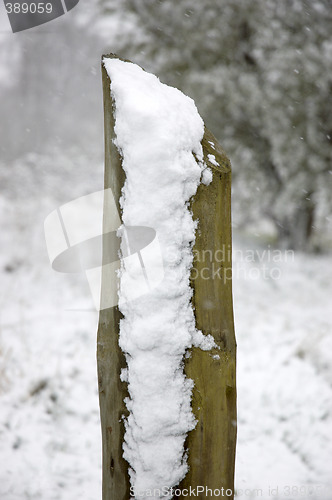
xmin=98 ymin=54 xmax=236 ymax=500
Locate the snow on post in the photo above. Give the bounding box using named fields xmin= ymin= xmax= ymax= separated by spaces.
xmin=98 ymin=54 xmax=236 ymax=500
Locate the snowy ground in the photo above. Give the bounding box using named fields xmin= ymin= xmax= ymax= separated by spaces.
xmin=233 ymin=234 xmax=332 ymax=500
xmin=1 ymin=154 xmax=332 ymax=499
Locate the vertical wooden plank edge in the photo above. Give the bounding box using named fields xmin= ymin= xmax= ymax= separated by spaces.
xmin=97 ymin=55 xmax=130 ymax=500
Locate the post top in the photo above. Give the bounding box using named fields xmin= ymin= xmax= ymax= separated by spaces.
xmin=201 ymin=127 xmax=231 ymax=174
xmin=102 ymin=54 xmax=231 ymax=175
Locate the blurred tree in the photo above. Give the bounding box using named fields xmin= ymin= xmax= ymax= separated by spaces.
xmin=98 ymin=0 xmax=332 ymax=250
xmin=252 ymin=0 xmax=332 ymax=250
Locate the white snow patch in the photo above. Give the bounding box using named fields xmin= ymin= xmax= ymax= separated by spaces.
xmin=207 ymin=153 xmax=219 ymax=167
xmin=103 ymin=58 xmax=215 ymax=497
xmin=201 ymin=167 xmax=213 ymax=185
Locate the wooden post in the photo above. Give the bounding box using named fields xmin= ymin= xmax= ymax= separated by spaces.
xmin=98 ymin=54 xmax=236 ymax=500
xmin=179 ymin=129 xmax=237 ymax=498
xmin=97 ymin=55 xmax=130 ymax=500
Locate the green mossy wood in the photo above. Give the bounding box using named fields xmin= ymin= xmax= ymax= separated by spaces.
xmin=97 ymin=55 xmax=237 ymax=500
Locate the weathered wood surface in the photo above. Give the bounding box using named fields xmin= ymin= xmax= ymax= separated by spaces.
xmin=97 ymin=56 xmax=130 ymax=500
xmin=179 ymin=128 xmax=237 ymax=498
xmin=98 ymin=54 xmax=236 ymax=500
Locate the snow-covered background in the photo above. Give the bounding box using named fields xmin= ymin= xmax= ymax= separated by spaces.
xmin=1 ymin=164 xmax=332 ymax=499
xmin=0 ymin=1 xmax=331 ymax=499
